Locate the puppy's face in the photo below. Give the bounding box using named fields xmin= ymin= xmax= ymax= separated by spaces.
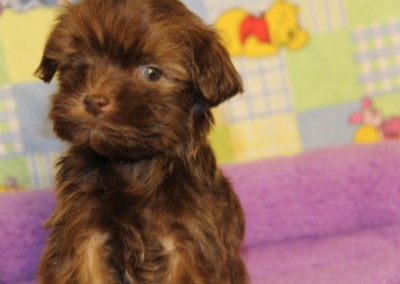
xmin=36 ymin=0 xmax=242 ymax=159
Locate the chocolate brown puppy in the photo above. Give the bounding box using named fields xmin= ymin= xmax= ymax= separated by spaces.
xmin=35 ymin=0 xmax=248 ymax=283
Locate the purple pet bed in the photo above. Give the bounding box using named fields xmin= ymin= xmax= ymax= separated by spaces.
xmin=1 ymin=142 xmax=400 ymax=283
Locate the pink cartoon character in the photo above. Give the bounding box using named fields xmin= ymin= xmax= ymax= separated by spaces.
xmin=349 ymin=97 xmax=400 ymax=143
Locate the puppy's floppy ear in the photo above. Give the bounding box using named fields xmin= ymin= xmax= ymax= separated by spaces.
xmin=35 ymin=56 xmax=58 ymax=83
xmin=193 ymin=32 xmax=243 ymax=107
xmin=35 ymin=27 xmax=65 ymax=83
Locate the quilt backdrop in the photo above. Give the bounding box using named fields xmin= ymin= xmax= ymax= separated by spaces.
xmin=0 ymin=0 xmax=399 ymax=191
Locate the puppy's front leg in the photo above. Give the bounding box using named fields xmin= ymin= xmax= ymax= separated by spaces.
xmin=38 ymin=227 xmax=123 ymax=284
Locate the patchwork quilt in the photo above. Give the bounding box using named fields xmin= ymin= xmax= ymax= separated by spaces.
xmin=0 ymin=0 xmax=399 ymax=191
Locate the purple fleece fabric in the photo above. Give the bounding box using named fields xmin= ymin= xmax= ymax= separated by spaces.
xmin=1 ymin=142 xmax=400 ymax=283
xmin=0 ymin=190 xmax=54 ymax=284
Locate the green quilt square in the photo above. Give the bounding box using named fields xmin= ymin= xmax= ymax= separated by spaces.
xmin=0 ymin=156 xmax=31 ymax=190
xmin=345 ymin=0 xmax=400 ymax=27
xmin=286 ymin=30 xmax=363 ymax=112
xmin=374 ymin=93 xmax=400 ymax=117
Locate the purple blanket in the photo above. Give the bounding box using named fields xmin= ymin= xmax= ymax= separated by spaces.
xmin=1 ymin=142 xmax=400 ymax=283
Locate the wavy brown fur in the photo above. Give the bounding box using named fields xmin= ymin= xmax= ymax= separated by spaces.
xmin=35 ymin=0 xmax=247 ymax=283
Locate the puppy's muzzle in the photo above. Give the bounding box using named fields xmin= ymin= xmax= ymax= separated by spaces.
xmin=83 ymin=94 xmax=110 ymax=116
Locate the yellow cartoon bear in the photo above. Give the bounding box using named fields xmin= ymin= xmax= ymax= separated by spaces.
xmin=215 ymin=0 xmax=309 ymax=57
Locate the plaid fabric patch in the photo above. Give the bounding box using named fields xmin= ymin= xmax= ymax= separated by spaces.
xmin=0 ymin=85 xmax=23 ymax=157
xmin=219 ymin=53 xmax=293 ymax=123
xmin=354 ymin=19 xmax=400 ymax=97
xmin=295 ymin=0 xmax=348 ymax=33
xmin=27 ymin=152 xmax=58 ymax=188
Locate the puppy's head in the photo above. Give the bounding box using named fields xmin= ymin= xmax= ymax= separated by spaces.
xmin=36 ymin=0 xmax=243 ymax=159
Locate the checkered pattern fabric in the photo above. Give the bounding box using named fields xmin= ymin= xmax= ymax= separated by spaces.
xmin=296 ymin=0 xmax=348 ymax=33
xmin=220 ymin=54 xmax=293 ymax=123
xmin=0 ymin=85 xmax=22 ymax=157
xmin=27 ymin=152 xmax=57 ymax=188
xmin=354 ymin=19 xmax=400 ymax=97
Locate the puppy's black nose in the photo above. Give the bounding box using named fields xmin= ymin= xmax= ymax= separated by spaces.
xmin=83 ymin=95 xmax=110 ymax=116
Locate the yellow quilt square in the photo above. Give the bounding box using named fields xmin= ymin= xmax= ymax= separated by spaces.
xmin=0 ymin=33 xmax=9 ymax=86
xmin=229 ymin=113 xmax=302 ymax=162
xmin=0 ymin=8 xmax=56 ymax=84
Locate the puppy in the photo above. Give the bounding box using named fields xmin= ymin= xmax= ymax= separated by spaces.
xmin=35 ymin=0 xmax=248 ymax=283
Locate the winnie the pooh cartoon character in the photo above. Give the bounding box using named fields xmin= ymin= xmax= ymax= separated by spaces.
xmin=215 ymin=0 xmax=309 ymax=57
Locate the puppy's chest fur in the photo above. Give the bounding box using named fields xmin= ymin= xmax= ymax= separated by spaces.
xmin=47 ymin=146 xmax=239 ymax=283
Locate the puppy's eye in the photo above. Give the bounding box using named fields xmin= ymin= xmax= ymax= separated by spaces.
xmin=141 ymin=66 xmax=162 ymax=81
xmin=60 ymin=60 xmax=87 ymax=73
